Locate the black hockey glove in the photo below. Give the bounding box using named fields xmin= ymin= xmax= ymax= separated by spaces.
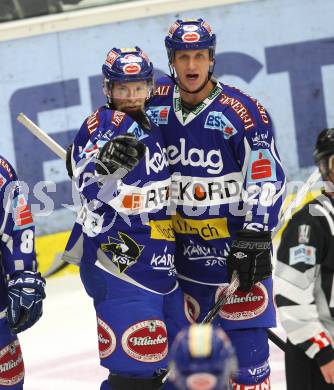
xmin=96 ymin=135 xmax=146 ymax=178
xmin=227 ymin=230 xmax=272 ymax=292
xmin=7 ymin=271 xmax=46 ymax=334
xmin=66 ymin=143 xmax=73 ymax=179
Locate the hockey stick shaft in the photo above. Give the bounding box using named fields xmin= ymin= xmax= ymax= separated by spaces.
xmin=17 ymin=113 xmax=66 ymax=161
xmin=202 ymin=171 xmax=321 ymax=350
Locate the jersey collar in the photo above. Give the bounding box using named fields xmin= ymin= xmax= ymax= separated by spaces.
xmin=173 ymin=80 xmax=223 ymax=126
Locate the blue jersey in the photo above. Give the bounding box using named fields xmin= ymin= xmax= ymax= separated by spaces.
xmin=147 ymin=76 xmax=286 ymax=284
xmin=71 ymin=107 xmax=177 ymax=294
xmin=0 ymin=156 xmax=36 ymax=313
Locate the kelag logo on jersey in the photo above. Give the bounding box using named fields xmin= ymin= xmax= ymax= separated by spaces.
xmin=204 ymin=111 xmax=238 ymax=139
xmin=101 ymin=232 xmax=144 ymax=273
xmin=247 ymin=149 xmax=277 ymax=183
xmin=147 ymin=106 xmax=170 ymax=125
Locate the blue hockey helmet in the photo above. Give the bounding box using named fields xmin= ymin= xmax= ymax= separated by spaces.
xmin=102 ymin=47 xmax=154 ymax=102
xmin=165 ymin=18 xmax=216 ymax=64
xmin=169 ymin=324 xmax=237 ymax=390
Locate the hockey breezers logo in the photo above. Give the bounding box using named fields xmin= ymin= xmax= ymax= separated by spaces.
xmin=101 ymin=232 xmax=144 ymax=273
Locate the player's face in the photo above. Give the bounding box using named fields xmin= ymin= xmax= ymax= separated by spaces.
xmin=319 ymin=155 xmax=334 ymax=183
xmin=111 ymin=80 xmax=148 ymax=113
xmin=172 ymin=49 xmax=212 ymax=92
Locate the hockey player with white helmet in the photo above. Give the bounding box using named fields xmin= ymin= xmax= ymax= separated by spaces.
xmin=67 ymin=47 xmax=189 ymax=390
xmin=147 ymin=18 xmax=286 ymax=389
xmin=0 ymin=156 xmax=45 ymax=389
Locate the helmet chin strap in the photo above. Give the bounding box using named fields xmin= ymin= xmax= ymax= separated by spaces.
xmin=168 ymin=64 xmax=213 ymax=95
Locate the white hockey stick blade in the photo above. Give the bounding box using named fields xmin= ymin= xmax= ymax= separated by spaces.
xmin=17 ymin=113 xmax=66 ymax=161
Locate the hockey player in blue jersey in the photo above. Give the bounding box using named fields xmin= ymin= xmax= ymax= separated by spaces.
xmin=147 ymin=19 xmax=286 ymax=389
xmin=68 ymin=47 xmax=189 ymax=390
xmin=0 ymin=156 xmax=46 ymax=389
xmin=169 ymin=323 xmax=237 ymax=390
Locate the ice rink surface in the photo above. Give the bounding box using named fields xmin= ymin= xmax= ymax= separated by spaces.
xmin=19 ymin=274 xmax=287 ymax=389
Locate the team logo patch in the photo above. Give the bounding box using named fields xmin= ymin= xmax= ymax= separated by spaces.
xmin=186 ymin=373 xmax=217 ymax=390
xmin=123 ymin=63 xmax=141 ymax=74
xmin=153 ymin=85 xmax=171 ymax=96
xmin=0 ymin=340 xmax=24 ymax=386
xmin=204 ymin=111 xmax=238 ymax=139
xmin=298 ymin=225 xmax=311 ymax=244
xmin=183 ymin=24 xmax=199 ymax=32
xmin=185 ymin=293 xmax=200 ymax=322
xmin=121 ymin=320 xmax=168 ymax=362
xmin=182 ymin=32 xmax=200 ymax=42
xmin=97 ymin=317 xmax=117 ymax=359
xmin=289 ymin=244 xmax=316 ymax=266
xmin=147 ymin=106 xmax=170 ymax=125
xmin=101 ymin=232 xmax=144 ymax=273
xmin=0 ymin=173 xmax=7 ymax=189
xmin=105 ymin=49 xmax=120 ymax=68
xmin=247 ymin=149 xmax=277 ymax=183
xmin=111 ymin=111 xmax=126 ymax=127
xmin=216 ymin=282 xmax=268 ymax=320
xmin=13 ymin=193 xmax=33 ymax=230
xmin=86 ymin=109 xmax=100 ymax=135
xmin=120 ymin=54 xmax=143 ymax=64
xmin=168 ymin=21 xmax=180 ymax=37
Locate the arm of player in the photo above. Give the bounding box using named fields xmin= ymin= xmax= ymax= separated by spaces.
xmin=0 ymin=163 xmax=46 ymax=333
xmin=71 ymin=109 xmax=146 ymax=206
xmin=227 ymin=105 xmax=285 ymax=291
xmin=275 ymin=211 xmax=334 ymax=369
xmin=239 ymin=116 xmax=286 ymax=232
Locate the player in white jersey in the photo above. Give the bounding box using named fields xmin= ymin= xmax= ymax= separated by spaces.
xmin=276 ymin=128 xmax=334 ymax=389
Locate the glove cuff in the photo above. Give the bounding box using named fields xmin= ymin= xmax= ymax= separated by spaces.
xmin=236 ymin=229 xmax=271 ymax=240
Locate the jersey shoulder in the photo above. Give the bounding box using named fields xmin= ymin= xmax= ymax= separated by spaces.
xmin=286 ymin=196 xmax=328 ymax=232
xmin=0 ymin=155 xmax=17 ymax=187
xmin=218 ymin=83 xmax=271 ymax=131
xmin=152 ymin=75 xmax=174 ymax=98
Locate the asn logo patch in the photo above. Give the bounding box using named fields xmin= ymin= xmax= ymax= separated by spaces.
xmin=0 ymin=340 xmax=24 ymax=386
xmin=147 ymin=106 xmax=171 ymax=125
xmin=121 ymin=320 xmax=168 ymax=362
xmin=216 ymin=282 xmax=268 ymax=320
xmin=247 ymin=149 xmax=277 ymax=183
xmin=97 ymin=317 xmax=117 ymax=359
xmin=204 ymin=111 xmax=238 ymax=139
xmin=289 ymin=244 xmax=316 ymax=266
xmin=100 ymin=232 xmax=144 ymax=273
